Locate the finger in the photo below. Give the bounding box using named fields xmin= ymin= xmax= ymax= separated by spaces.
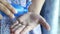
xmin=39 ymin=16 xmax=50 ymax=30
xmin=10 ymin=28 xmax=15 ymax=34
xmin=15 ymin=25 xmax=25 ymax=34
xmin=20 ymin=24 xmax=37 ymax=34
xmin=0 ymin=0 xmax=17 ymax=14
xmin=30 ymin=12 xmax=50 ymax=30
xmin=10 ymin=23 xmax=25 ymax=34
xmin=10 ymin=21 xmax=19 ymax=28
xmin=0 ymin=3 xmax=15 ymax=18
xmin=10 ymin=21 xmax=19 ymax=34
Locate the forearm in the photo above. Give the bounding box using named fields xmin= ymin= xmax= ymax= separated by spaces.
xmin=28 ymin=0 xmax=45 ymax=15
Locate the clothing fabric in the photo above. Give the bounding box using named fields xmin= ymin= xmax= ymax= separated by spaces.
xmin=7 ymin=0 xmax=32 ymax=8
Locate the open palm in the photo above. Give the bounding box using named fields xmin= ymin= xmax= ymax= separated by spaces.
xmin=10 ymin=12 xmax=50 ymax=34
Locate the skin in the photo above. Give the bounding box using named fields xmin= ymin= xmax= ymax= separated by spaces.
xmin=0 ymin=0 xmax=50 ymax=34
xmin=0 ymin=14 xmax=3 ymax=20
xmin=0 ymin=0 xmax=17 ymax=18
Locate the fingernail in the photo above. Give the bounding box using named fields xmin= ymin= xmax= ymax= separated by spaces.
xmin=12 ymin=9 xmax=17 ymax=14
xmin=14 ymin=10 xmax=17 ymax=14
xmin=12 ymin=15 xmax=15 ymax=18
xmin=48 ymin=26 xmax=51 ymax=31
xmin=15 ymin=10 xmax=17 ymax=14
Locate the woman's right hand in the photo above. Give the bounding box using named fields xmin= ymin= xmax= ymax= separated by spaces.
xmin=0 ymin=0 xmax=17 ymax=18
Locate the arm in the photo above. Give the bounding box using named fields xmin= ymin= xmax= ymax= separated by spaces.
xmin=28 ymin=0 xmax=45 ymax=14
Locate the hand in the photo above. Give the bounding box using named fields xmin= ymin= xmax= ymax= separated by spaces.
xmin=0 ymin=0 xmax=17 ymax=18
xmin=10 ymin=12 xmax=50 ymax=34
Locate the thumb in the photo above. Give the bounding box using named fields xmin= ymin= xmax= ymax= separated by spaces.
xmin=38 ymin=16 xmax=50 ymax=31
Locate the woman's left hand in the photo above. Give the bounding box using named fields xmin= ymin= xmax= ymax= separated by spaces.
xmin=10 ymin=12 xmax=50 ymax=34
